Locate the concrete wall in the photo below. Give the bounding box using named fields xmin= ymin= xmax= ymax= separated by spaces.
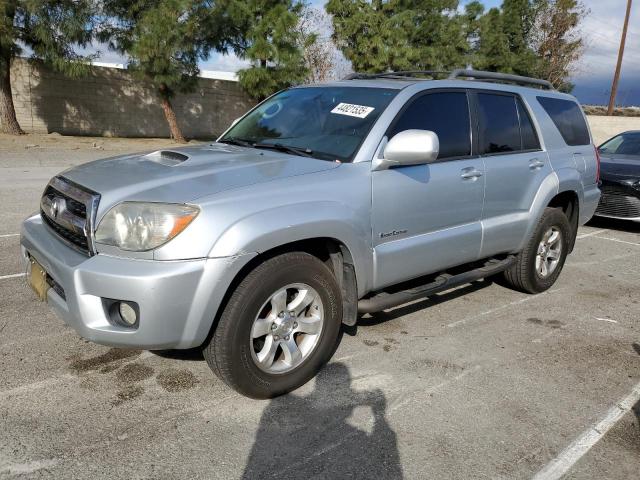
xmin=8 ymin=59 xmax=639 ymax=143
xmin=10 ymin=58 xmax=254 ymax=139
xmin=587 ymin=115 xmax=640 ymax=145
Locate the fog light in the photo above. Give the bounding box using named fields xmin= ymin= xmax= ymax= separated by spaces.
xmin=118 ymin=302 xmax=138 ymax=326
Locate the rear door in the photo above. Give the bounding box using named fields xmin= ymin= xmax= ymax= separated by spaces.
xmin=371 ymin=90 xmax=485 ymax=289
xmin=471 ymin=91 xmax=550 ymax=258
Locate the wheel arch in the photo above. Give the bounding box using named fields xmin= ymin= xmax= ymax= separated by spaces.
xmin=547 ymin=189 xmax=580 ymax=253
xmin=204 ymin=236 xmax=361 ymax=349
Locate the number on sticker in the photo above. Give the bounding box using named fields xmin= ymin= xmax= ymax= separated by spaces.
xmin=331 ymin=103 xmax=375 ymax=119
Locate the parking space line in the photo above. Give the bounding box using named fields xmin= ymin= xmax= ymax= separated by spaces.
xmin=575 ymin=229 xmax=608 ymax=239
xmin=0 ymin=233 xmax=19 ymax=238
xmin=389 ymin=365 xmax=482 ymax=413
xmin=593 ymin=317 xmax=618 ymax=324
xmin=447 ymin=287 xmax=568 ymax=328
xmin=531 ymin=381 xmax=640 ymax=480
xmin=594 ymin=236 xmax=640 ymax=247
xmin=0 ymin=272 xmax=25 ymax=280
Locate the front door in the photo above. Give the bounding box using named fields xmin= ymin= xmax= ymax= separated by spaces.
xmin=371 ymin=90 xmax=485 ymax=290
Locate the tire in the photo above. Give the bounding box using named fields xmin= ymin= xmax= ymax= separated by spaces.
xmin=502 ymin=207 xmax=572 ymax=294
xmin=203 ymin=252 xmax=343 ymax=399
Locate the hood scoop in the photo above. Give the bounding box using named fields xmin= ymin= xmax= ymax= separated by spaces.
xmin=145 ymin=150 xmax=190 ymax=166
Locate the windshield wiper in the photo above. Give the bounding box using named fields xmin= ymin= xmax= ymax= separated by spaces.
xmin=219 ymin=137 xmax=254 ymax=148
xmin=253 ymin=142 xmax=315 ymax=158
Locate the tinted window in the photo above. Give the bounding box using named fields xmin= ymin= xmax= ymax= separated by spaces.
xmin=537 ymin=96 xmax=590 ymax=146
xmin=599 ymin=132 xmax=640 ymax=156
xmin=477 ymin=93 xmax=520 ymax=154
xmin=517 ymin=98 xmax=541 ymax=150
xmin=389 ymin=92 xmax=471 ymax=159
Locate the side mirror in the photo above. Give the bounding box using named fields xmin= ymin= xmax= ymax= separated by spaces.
xmin=375 ymin=130 xmax=439 ymax=170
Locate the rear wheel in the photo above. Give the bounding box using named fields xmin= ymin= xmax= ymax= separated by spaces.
xmin=203 ymin=252 xmax=342 ymax=399
xmin=502 ymin=207 xmax=572 ymax=293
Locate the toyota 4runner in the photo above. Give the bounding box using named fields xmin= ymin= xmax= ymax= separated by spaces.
xmin=21 ymin=70 xmax=601 ymax=398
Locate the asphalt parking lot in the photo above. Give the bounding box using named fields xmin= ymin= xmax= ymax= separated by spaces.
xmin=1 ymin=134 xmax=639 ymax=479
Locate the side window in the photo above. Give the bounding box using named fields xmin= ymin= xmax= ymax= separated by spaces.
xmin=517 ymin=98 xmax=541 ymax=151
xmin=389 ymin=92 xmax=471 ymax=159
xmin=537 ymin=96 xmax=590 ymax=146
xmin=476 ymin=93 xmax=520 ymax=154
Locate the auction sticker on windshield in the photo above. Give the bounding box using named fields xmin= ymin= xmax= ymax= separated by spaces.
xmin=331 ymin=103 xmax=375 ymax=118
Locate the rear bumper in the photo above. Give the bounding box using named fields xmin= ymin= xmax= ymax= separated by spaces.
xmin=581 ymin=184 xmax=601 ymax=224
xmin=20 ymin=214 xmax=255 ymax=349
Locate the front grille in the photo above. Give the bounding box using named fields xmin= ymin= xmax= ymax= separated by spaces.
xmin=40 ymin=177 xmax=100 ymax=255
xmin=41 ymin=212 xmax=90 ymax=252
xmin=596 ymin=185 xmax=640 ymax=219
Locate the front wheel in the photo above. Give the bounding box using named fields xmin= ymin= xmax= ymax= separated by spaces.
xmin=203 ymin=252 xmax=342 ymax=399
xmin=502 ymin=207 xmax=572 ymax=294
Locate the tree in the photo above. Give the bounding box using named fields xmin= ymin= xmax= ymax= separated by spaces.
xmin=296 ymin=5 xmax=350 ymax=83
xmin=327 ymin=0 xmax=468 ymax=74
xmin=530 ymin=0 xmax=587 ymax=91
xmin=460 ymin=1 xmax=485 ymax=67
xmin=0 ymin=0 xmax=93 ymax=135
xmin=501 ymin=0 xmax=538 ymax=74
xmin=476 ymin=8 xmax=514 ymax=73
xmin=99 ymin=0 xmax=224 ymax=142
xmin=227 ymin=0 xmax=308 ymax=100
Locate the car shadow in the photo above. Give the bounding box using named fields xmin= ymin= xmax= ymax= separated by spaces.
xmin=586 ymin=216 xmax=640 ymax=233
xmin=151 ymin=348 xmax=204 ymax=361
xmin=241 ymin=362 xmax=403 ymax=479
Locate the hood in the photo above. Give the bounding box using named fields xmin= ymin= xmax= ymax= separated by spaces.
xmin=61 ymin=143 xmax=340 ymax=210
xmin=599 ymin=154 xmax=640 ymax=180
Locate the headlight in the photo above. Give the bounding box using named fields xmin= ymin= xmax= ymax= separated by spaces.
xmin=95 ymin=202 xmax=199 ymax=251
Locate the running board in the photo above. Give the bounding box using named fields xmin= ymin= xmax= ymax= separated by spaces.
xmin=357 ymin=256 xmax=516 ymax=314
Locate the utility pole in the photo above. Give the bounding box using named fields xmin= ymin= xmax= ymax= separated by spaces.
xmin=607 ymin=0 xmax=633 ymax=115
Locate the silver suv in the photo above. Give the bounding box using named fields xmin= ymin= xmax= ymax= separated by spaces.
xmin=21 ymin=70 xmax=601 ymax=398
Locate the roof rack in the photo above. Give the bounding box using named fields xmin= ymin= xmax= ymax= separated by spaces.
xmin=448 ymin=69 xmax=554 ymax=90
xmin=343 ymin=71 xmax=449 ymax=81
xmin=343 ymin=69 xmax=554 ymax=90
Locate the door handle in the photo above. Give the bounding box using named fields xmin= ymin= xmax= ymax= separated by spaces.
xmin=529 ymin=159 xmax=545 ymax=170
xmin=460 ymin=169 xmax=483 ymax=180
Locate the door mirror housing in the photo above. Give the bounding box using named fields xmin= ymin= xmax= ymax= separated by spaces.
xmin=375 ymin=130 xmax=440 ymax=170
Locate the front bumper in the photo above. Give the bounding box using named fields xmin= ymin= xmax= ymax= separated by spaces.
xmin=594 ymin=180 xmax=640 ymax=222
xmin=20 ymin=214 xmax=255 ymax=349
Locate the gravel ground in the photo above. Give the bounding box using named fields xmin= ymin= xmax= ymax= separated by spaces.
xmin=0 ymin=134 xmax=639 ymax=479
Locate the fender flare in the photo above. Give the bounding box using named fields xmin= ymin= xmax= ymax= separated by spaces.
xmin=208 ymin=201 xmax=373 ymax=297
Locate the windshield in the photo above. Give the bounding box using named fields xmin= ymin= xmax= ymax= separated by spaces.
xmin=219 ymin=86 xmax=398 ymax=162
xmin=599 ymin=132 xmax=640 ymax=156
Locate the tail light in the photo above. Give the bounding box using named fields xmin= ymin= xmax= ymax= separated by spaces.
xmin=593 ymin=144 xmax=601 ymax=184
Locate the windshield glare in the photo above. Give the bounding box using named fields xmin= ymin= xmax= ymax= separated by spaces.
xmin=599 ymin=132 xmax=640 ymax=156
xmin=220 ymin=87 xmax=398 ymax=162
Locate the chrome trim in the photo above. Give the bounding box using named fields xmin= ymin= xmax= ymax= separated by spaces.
xmin=41 ymin=176 xmax=101 ymax=255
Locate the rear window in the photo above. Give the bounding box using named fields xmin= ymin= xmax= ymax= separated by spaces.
xmin=537 ymin=97 xmax=590 ymax=146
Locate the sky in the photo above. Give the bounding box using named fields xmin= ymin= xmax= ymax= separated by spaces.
xmin=98 ymin=0 xmax=640 ymax=106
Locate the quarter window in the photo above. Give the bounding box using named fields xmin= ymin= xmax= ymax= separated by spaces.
xmin=389 ymin=92 xmax=471 ymax=159
xmin=537 ymin=96 xmax=590 ymax=146
xmin=476 ymin=93 xmax=521 ymax=154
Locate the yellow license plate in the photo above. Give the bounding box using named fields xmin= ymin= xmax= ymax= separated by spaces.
xmin=28 ymin=257 xmax=49 ymax=301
